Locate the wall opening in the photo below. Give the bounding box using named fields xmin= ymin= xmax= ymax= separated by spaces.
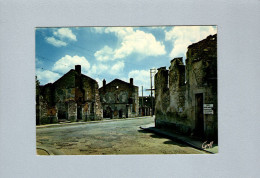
xmin=126 ymin=105 xmax=129 ymax=118
xmin=58 ymin=103 xmax=68 ymax=121
xmin=77 ymin=105 xmax=82 ymax=121
xmin=195 ymin=93 xmax=204 ymax=137
xmin=119 ymin=109 xmax=123 ymax=118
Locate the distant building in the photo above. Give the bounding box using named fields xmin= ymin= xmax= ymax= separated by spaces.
xmin=99 ymin=78 xmax=139 ymax=119
xmin=36 ymin=65 xmax=103 ymax=125
xmin=139 ymin=96 xmax=154 ymax=116
xmin=154 ymin=34 xmax=217 ymax=140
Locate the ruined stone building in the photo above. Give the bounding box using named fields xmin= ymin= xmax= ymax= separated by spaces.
xmin=139 ymin=96 xmax=154 ymax=116
xmin=155 ymin=34 xmax=217 ymax=140
xmin=36 ymin=65 xmax=103 ymax=125
xmin=99 ymin=78 xmax=139 ymax=119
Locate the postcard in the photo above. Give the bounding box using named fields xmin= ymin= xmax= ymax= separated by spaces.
xmin=36 ymin=26 xmax=218 ymax=155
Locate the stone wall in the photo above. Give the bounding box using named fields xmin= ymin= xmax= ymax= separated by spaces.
xmin=37 ymin=65 xmax=103 ymax=124
xmin=155 ymin=34 xmax=217 ymax=140
xmin=155 ymin=64 xmax=190 ymax=134
xmin=38 ymin=95 xmax=58 ymax=124
xmin=93 ymin=84 xmax=103 ymax=120
xmin=185 ymin=34 xmax=217 ymax=139
xmin=99 ymin=79 xmax=139 ymax=119
xmin=81 ymin=76 xmax=103 ymax=121
xmin=68 ymin=100 xmax=77 ymax=122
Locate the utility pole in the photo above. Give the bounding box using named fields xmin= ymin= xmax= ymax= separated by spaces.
xmin=142 ymin=86 xmax=144 ymax=116
xmin=142 ymin=86 xmax=144 ymax=107
xmin=150 ymin=69 xmax=153 ymax=116
xmin=149 ymin=69 xmax=157 ymax=116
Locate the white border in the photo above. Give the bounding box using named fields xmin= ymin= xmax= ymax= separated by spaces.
xmin=0 ymin=0 xmax=259 ymax=177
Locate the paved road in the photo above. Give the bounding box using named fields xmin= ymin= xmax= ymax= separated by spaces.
xmin=36 ymin=117 xmax=206 ymax=155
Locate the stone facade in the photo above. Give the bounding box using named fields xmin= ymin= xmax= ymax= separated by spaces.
xmin=139 ymin=96 xmax=154 ymax=116
xmin=99 ymin=78 xmax=139 ymax=119
xmin=36 ymin=65 xmax=103 ymax=125
xmin=155 ymin=34 xmax=217 ymax=140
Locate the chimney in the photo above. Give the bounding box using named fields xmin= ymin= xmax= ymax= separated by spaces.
xmin=103 ymin=79 xmax=106 ymax=87
xmin=130 ymin=78 xmax=133 ymax=85
xmin=75 ymin=65 xmax=81 ymax=75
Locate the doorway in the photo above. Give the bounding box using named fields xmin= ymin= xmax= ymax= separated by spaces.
xmin=119 ymin=109 xmax=123 ymax=118
xmin=195 ymin=93 xmax=204 ymax=137
xmin=126 ymin=105 xmax=129 ymax=118
xmin=77 ymin=105 xmax=82 ymax=121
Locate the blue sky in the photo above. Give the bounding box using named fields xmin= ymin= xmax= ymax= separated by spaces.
xmin=36 ymin=26 xmax=217 ymax=96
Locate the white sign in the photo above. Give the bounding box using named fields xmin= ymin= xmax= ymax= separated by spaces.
xmin=204 ymin=109 xmax=214 ymax=114
xmin=204 ymin=104 xmax=213 ymax=108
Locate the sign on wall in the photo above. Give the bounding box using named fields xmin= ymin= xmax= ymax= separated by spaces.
xmin=204 ymin=104 xmax=213 ymax=108
xmin=204 ymin=104 xmax=214 ymax=114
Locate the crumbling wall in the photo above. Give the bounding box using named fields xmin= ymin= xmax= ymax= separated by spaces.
xmin=52 ymin=71 xmax=76 ymax=120
xmin=38 ymin=96 xmax=58 ymax=124
xmin=132 ymin=87 xmax=139 ymax=117
xmin=54 ymin=70 xmax=76 ymax=103
xmin=37 ymin=66 xmax=103 ymax=124
xmin=99 ymin=79 xmax=139 ymax=119
xmin=154 ymin=67 xmax=169 ymax=121
xmin=82 ymin=77 xmax=103 ymax=121
xmin=68 ymin=100 xmax=77 ymax=122
xmin=155 ymin=34 xmax=217 ymax=139
xmin=185 ymin=34 xmax=217 ymax=139
xmin=93 ymin=83 xmax=103 ymax=120
xmin=168 ymin=58 xmax=186 ymax=112
xmin=155 ymin=62 xmax=190 ymax=133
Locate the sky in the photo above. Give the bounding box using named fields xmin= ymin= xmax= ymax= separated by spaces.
xmin=36 ymin=26 xmax=217 ymax=96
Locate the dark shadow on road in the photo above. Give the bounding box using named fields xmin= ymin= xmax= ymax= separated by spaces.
xmin=138 ymin=129 xmax=167 ymax=139
xmin=138 ymin=128 xmax=208 ymax=154
xmin=137 ymin=129 xmax=150 ymax=133
xmin=150 ymin=133 xmax=165 ymax=139
xmin=164 ymin=140 xmax=179 ymax=145
xmin=138 ymin=129 xmax=185 ymax=144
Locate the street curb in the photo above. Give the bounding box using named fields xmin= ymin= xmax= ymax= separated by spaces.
xmin=140 ymin=126 xmax=214 ymax=154
xmin=36 ymin=116 xmax=154 ymax=128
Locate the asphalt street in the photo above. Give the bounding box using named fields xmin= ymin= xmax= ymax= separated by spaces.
xmin=36 ymin=116 xmax=206 ymax=155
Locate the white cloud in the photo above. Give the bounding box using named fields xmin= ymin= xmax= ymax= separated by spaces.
xmin=94 ymin=27 xmax=166 ymax=61
xmin=53 ymin=28 xmax=77 ymax=41
xmin=98 ymin=63 xmax=109 ymax=71
xmin=45 ymin=37 xmax=67 ymax=47
xmin=36 ymin=69 xmax=61 ymax=84
xmin=94 ymin=46 xmax=114 ymax=61
xmin=52 ymin=55 xmax=90 ymax=74
xmin=90 ymin=65 xmax=97 ymax=74
xmin=91 ymin=27 xmax=105 ymax=33
xmin=110 ymin=61 xmax=125 ymax=75
xmin=128 ymin=69 xmax=151 ymax=95
xmin=114 ymin=30 xmax=166 ymax=59
xmin=86 ymin=60 xmax=124 ymax=79
xmin=104 ymin=27 xmax=135 ymax=38
xmin=165 ymin=26 xmax=217 ymax=58
xmin=88 ymin=63 xmax=109 ymax=76
xmin=45 ymin=28 xmax=77 ymax=47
